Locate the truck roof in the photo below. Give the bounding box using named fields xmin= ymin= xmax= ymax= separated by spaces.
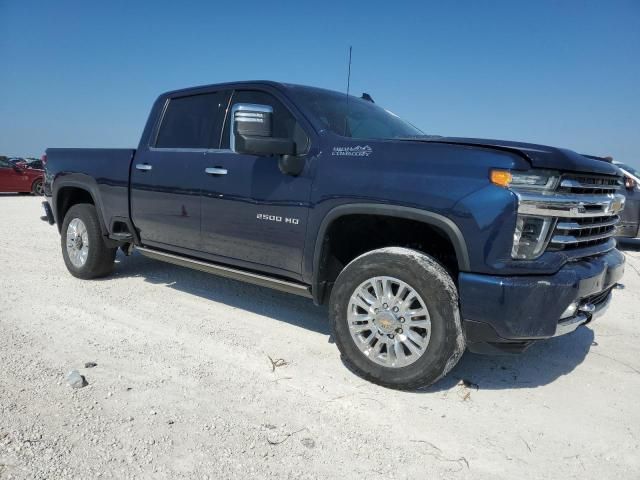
xmin=160 ymin=80 xmax=338 ymax=99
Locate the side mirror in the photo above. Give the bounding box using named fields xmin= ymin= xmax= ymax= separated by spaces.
xmin=625 ymin=176 xmax=637 ymax=190
xmin=231 ymin=103 xmax=296 ymax=157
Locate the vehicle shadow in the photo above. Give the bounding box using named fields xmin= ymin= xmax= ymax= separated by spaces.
xmin=110 ymin=251 xmax=330 ymax=336
xmin=425 ymin=326 xmax=594 ymax=391
xmin=110 ymin=251 xmax=594 ymax=390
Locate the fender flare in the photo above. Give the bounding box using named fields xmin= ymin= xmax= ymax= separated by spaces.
xmin=311 ymin=203 xmax=470 ymax=304
xmin=52 ymin=174 xmax=109 ymax=236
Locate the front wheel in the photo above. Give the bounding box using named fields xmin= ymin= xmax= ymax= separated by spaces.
xmin=329 ymin=247 xmax=465 ymax=390
xmin=61 ymin=204 xmax=117 ymax=279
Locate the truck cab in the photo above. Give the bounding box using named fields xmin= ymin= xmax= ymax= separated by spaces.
xmin=129 ymin=84 xmax=313 ymax=279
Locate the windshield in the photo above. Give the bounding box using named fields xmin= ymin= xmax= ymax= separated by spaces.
xmin=290 ymin=86 xmax=423 ymax=140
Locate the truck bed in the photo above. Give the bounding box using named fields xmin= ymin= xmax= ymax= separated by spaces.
xmin=44 ymin=148 xmax=136 ymax=231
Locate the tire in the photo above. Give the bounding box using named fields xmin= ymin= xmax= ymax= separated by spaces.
xmin=31 ymin=179 xmax=44 ymax=196
xmin=61 ymin=204 xmax=116 ymax=279
xmin=329 ymin=247 xmax=465 ymax=390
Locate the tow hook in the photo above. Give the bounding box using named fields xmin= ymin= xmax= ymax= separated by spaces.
xmin=578 ymin=303 xmax=596 ymax=313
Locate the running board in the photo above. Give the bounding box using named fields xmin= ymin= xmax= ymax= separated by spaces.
xmin=136 ymin=247 xmax=313 ymax=298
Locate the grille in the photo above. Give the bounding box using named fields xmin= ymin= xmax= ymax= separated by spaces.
xmin=548 ymin=175 xmax=621 ymax=252
xmin=550 ymin=215 xmax=619 ymax=250
xmin=557 ymin=175 xmax=621 ymax=195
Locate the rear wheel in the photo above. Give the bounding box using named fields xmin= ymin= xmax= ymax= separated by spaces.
xmin=329 ymin=247 xmax=465 ymax=390
xmin=61 ymin=204 xmax=116 ymax=279
xmin=31 ymin=179 xmax=43 ymax=196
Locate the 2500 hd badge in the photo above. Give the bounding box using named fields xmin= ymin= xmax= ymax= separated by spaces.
xmin=256 ymin=213 xmax=300 ymax=225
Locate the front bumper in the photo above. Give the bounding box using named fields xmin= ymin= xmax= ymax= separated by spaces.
xmin=459 ymin=248 xmax=625 ymax=354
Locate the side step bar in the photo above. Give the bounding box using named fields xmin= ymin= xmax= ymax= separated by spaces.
xmin=136 ymin=247 xmax=313 ymax=298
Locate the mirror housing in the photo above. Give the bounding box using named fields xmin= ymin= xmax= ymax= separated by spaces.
xmin=231 ymin=103 xmax=273 ymax=143
xmin=234 ymin=135 xmax=295 ymax=156
xmin=625 ymin=176 xmax=637 ymax=190
xmin=231 ymin=103 xmax=296 ymax=157
xmin=278 ymin=155 xmax=305 ymax=176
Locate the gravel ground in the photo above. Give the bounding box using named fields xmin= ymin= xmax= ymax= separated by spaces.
xmin=1 ymin=194 xmax=639 ymax=479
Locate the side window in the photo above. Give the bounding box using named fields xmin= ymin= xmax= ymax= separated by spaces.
xmin=222 ymin=90 xmax=309 ymax=153
xmin=155 ymin=91 xmax=230 ymax=149
xmin=0 ymin=157 xmax=10 ymax=168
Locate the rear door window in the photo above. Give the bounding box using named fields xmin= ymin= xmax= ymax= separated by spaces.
xmin=155 ymin=91 xmax=230 ymax=149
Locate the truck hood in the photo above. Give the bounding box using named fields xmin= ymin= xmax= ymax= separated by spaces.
xmin=422 ymin=137 xmax=620 ymax=176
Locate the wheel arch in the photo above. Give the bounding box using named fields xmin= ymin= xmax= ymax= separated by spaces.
xmin=311 ymin=203 xmax=470 ymax=305
xmin=53 ymin=175 xmax=108 ymax=236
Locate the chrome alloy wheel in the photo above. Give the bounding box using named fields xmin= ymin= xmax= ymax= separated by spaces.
xmin=347 ymin=276 xmax=431 ymax=368
xmin=66 ymin=218 xmax=90 ymax=268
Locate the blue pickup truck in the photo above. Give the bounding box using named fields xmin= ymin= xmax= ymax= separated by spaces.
xmin=42 ymin=81 xmax=626 ymax=389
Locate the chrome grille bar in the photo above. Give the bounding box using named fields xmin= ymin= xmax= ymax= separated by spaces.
xmin=556 ymin=215 xmax=620 ymax=231
xmin=550 ymin=229 xmax=617 ymax=246
xmin=517 ymin=192 xmax=625 ymax=218
xmin=558 ymin=175 xmax=622 ymax=195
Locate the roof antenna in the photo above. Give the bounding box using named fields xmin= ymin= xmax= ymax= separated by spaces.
xmin=344 ymin=46 xmax=352 ymax=136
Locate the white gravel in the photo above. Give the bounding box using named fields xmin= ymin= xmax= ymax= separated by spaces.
xmin=1 ymin=194 xmax=639 ymax=479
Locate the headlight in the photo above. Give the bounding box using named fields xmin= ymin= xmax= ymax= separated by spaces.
xmin=491 ymin=169 xmax=560 ymax=191
xmin=491 ymin=169 xmax=560 ymax=259
xmin=512 ymin=215 xmax=555 ymax=259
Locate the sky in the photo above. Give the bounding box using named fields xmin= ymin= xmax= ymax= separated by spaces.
xmin=1 ymin=0 xmax=639 ymax=166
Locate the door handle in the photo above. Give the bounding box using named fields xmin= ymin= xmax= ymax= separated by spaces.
xmin=205 ymin=167 xmax=228 ymax=176
xmin=136 ymin=163 xmax=152 ymax=171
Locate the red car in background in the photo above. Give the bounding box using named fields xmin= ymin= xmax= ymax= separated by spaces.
xmin=0 ymin=156 xmax=44 ymax=195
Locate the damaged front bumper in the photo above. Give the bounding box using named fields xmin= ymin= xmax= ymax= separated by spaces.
xmin=459 ymin=248 xmax=625 ymax=354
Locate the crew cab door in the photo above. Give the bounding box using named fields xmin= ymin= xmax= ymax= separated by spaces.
xmin=130 ymin=90 xmax=231 ymax=251
xmin=199 ymin=89 xmax=313 ymax=279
